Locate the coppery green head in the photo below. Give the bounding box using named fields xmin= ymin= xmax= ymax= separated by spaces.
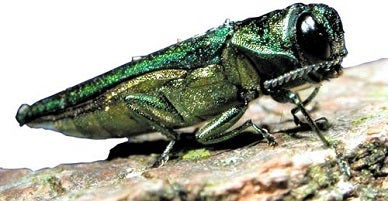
xmin=231 ymin=3 xmax=347 ymax=91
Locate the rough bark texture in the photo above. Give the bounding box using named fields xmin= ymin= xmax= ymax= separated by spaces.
xmin=1 ymin=59 xmax=387 ymax=201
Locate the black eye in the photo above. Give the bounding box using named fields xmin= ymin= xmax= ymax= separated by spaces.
xmin=296 ymin=14 xmax=331 ymax=60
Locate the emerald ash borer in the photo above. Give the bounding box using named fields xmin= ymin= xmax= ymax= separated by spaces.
xmin=16 ymin=3 xmax=347 ymax=167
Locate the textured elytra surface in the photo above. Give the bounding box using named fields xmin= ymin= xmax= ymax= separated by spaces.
xmin=1 ymin=59 xmax=387 ymax=200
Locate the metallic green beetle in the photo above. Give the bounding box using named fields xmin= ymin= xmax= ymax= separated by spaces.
xmin=16 ymin=3 xmax=347 ymax=166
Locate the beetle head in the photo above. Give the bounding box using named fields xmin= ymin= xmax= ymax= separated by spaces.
xmin=293 ymin=4 xmax=347 ymax=83
xmin=231 ymin=3 xmax=347 ymax=92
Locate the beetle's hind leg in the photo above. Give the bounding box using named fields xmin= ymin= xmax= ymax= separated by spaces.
xmin=195 ymin=105 xmax=277 ymax=146
xmin=124 ymin=94 xmax=184 ymax=167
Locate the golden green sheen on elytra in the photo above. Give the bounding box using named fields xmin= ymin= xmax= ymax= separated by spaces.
xmin=16 ymin=3 xmax=347 ymax=166
xmin=16 ymin=25 xmax=234 ymax=125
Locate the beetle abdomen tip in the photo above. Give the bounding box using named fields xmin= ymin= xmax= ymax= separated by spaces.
xmin=16 ymin=104 xmax=31 ymax=126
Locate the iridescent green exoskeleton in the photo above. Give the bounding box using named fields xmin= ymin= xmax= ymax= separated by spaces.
xmin=16 ymin=3 xmax=347 ymax=167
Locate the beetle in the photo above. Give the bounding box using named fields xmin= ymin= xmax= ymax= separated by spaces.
xmin=16 ymin=3 xmax=347 ymax=167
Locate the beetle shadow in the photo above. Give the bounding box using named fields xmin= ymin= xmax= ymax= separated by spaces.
xmin=106 ymin=132 xmax=265 ymax=161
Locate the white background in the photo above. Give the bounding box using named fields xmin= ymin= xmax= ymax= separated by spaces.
xmin=1 ymin=0 xmax=387 ymax=170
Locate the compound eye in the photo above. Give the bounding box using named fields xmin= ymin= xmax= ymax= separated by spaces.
xmin=296 ymin=14 xmax=331 ymax=60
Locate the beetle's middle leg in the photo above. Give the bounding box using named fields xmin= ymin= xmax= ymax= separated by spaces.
xmin=124 ymin=94 xmax=184 ymax=167
xmin=195 ymin=105 xmax=277 ymax=146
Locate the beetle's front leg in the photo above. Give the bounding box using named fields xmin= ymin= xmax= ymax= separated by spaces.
xmin=124 ymin=94 xmax=183 ymax=167
xmin=272 ymin=90 xmax=330 ymax=147
xmin=290 ymin=87 xmax=330 ymax=132
xmin=195 ymin=105 xmax=277 ymax=146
